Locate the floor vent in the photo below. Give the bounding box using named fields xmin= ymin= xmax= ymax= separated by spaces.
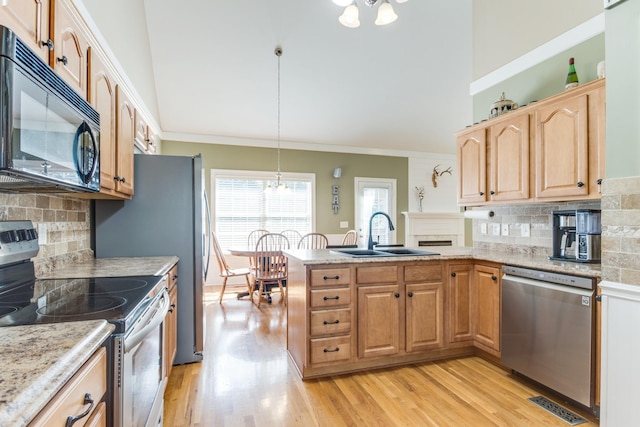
xmin=528 ymin=396 xmax=587 ymax=426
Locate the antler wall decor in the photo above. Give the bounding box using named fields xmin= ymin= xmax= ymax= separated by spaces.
xmin=431 ymin=164 xmax=452 ymax=187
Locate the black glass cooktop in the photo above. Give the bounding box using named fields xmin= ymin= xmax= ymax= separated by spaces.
xmin=0 ymin=274 xmax=164 ymax=333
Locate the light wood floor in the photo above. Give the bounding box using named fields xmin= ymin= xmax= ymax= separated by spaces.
xmin=163 ymin=285 xmax=599 ymax=426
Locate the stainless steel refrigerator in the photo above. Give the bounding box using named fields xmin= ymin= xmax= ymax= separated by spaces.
xmin=94 ymin=154 xmax=210 ymax=365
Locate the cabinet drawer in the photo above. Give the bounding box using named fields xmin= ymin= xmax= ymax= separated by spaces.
xmin=310 ymin=336 xmax=351 ymax=364
xmin=310 ymin=287 xmax=351 ymax=308
xmin=405 ymin=263 xmax=442 ymax=282
xmin=310 ymin=308 xmax=351 ymax=336
xmin=168 ymin=264 xmax=178 ymax=289
xmin=356 ymin=265 xmax=397 ymax=284
xmin=310 ymin=268 xmax=350 ymax=287
xmin=31 ymin=347 xmax=107 ymax=427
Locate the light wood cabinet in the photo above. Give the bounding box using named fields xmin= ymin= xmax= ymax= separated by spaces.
xmin=0 ymin=0 xmax=51 ymax=63
xmin=357 ymin=284 xmax=400 ymax=358
xmin=30 ymin=347 xmax=107 ymax=427
xmin=456 ymin=79 xmax=605 ymax=206
xmin=114 ymin=85 xmax=135 ymax=197
xmin=50 ymin=0 xmax=89 ymax=98
xmin=447 ymin=262 xmax=474 ymax=344
xmin=487 ymin=112 xmax=530 ymax=202
xmin=473 ymin=263 xmax=501 ymax=356
xmin=456 ymin=128 xmax=487 ymax=205
xmin=406 ymin=281 xmax=444 ymax=352
xmin=165 ymin=264 xmax=178 ymax=379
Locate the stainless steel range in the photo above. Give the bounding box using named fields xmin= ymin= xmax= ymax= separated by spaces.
xmin=0 ymin=221 xmax=169 ymax=427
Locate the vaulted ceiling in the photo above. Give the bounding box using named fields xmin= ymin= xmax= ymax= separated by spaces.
xmin=137 ymin=1 xmax=473 ymax=154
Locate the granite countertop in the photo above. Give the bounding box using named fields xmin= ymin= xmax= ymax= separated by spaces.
xmin=284 ymin=246 xmax=601 ymax=279
xmin=37 ymin=256 xmax=180 ymax=279
xmin=0 ymin=320 xmax=114 ymax=427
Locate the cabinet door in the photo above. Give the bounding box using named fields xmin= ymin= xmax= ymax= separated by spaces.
xmin=488 ymin=113 xmax=530 ymax=202
xmin=456 ymin=128 xmax=487 ymax=205
xmin=357 ymin=285 xmax=400 ymax=358
xmin=534 ymin=94 xmax=589 ymax=199
xmin=115 ymin=85 xmax=135 ymax=196
xmin=588 ymin=84 xmax=606 ymax=196
xmin=473 ymin=264 xmax=500 ymax=355
xmin=0 ymin=0 xmax=50 ymax=63
xmin=51 ymin=0 xmax=89 ymax=98
xmin=134 ymin=109 xmax=149 ymax=151
xmin=447 ymin=263 xmax=474 ymax=343
xmin=89 ymin=47 xmax=117 ymax=192
xmin=165 ymin=282 xmax=178 ymax=378
xmin=406 ymin=282 xmax=444 ymax=352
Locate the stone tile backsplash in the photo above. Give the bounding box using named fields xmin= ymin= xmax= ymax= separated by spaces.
xmin=470 ymin=200 xmax=601 ymax=257
xmin=0 ymin=193 xmax=93 ymax=276
xmin=601 ymin=176 xmax=640 ymax=285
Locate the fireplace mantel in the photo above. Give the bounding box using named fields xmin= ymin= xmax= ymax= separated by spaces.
xmin=401 ymin=212 xmax=465 ymax=247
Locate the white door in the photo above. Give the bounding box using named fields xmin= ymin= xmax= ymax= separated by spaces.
xmin=354 ymin=177 xmax=397 ymax=247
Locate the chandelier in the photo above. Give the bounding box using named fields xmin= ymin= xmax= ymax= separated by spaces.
xmin=265 ymin=46 xmax=288 ymax=193
xmin=332 ymin=0 xmax=409 ymax=28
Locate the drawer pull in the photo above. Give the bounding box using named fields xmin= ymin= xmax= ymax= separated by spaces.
xmin=323 ymin=296 xmax=340 ymax=301
xmin=323 ymin=319 xmax=340 ymax=325
xmin=323 ymin=275 xmax=340 ymax=280
xmin=65 ymin=393 xmax=95 ymax=427
xmin=323 ymin=347 xmax=340 ymax=353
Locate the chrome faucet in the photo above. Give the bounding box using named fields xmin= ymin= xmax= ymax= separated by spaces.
xmin=367 ymin=211 xmax=395 ymax=250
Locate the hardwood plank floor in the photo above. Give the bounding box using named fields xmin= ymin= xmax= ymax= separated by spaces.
xmin=164 ymin=286 xmax=599 ymax=426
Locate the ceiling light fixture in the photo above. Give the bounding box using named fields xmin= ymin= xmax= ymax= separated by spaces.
xmin=332 ymin=0 xmax=408 ymax=29
xmin=266 ymin=46 xmax=289 ymax=193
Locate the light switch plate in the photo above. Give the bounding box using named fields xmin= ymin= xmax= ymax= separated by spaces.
xmin=521 ymin=223 xmax=530 ymax=237
xmin=490 ymin=223 xmax=500 ymax=236
xmin=339 ymin=221 xmax=349 ymax=229
xmin=501 ymin=224 xmax=509 ymax=236
xmin=480 ymin=223 xmax=488 ymax=235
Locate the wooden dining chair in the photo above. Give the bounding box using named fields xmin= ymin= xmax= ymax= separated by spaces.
xmin=212 ymin=232 xmax=252 ymax=303
xmin=252 ymin=233 xmax=290 ymax=307
xmin=247 ymin=229 xmax=269 ymax=273
xmin=298 ymin=232 xmax=329 ymax=249
xmin=280 ymin=230 xmax=302 ymax=248
xmin=341 ymin=229 xmax=358 ymax=246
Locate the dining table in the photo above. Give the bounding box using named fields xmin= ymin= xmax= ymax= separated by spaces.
xmin=227 ymin=247 xmax=286 ymax=302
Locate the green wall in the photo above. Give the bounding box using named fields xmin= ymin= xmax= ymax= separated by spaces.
xmin=161 ymin=140 xmax=408 ymax=240
xmin=473 ymin=34 xmax=605 ymax=124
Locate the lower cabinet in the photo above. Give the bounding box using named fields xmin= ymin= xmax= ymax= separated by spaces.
xmin=473 ymin=263 xmax=501 ymax=356
xmin=447 ymin=262 xmax=474 ymax=344
xmin=164 ymin=264 xmax=178 ymax=379
xmin=358 ymin=284 xmax=400 ymax=358
xmin=30 ymin=347 xmax=107 ymax=426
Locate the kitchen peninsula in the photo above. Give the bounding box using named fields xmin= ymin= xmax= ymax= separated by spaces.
xmin=285 ymin=247 xmax=601 ymax=380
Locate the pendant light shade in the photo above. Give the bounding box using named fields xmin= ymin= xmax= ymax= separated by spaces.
xmin=374 ymin=0 xmax=397 ymax=26
xmin=332 ymin=0 xmax=353 ymax=6
xmin=338 ymin=4 xmax=360 ymax=28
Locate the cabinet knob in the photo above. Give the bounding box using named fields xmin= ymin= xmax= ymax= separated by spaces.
xmin=596 ymin=178 xmax=603 ymax=185
xmin=114 ymin=175 xmax=121 ymax=181
xmin=479 ymin=191 xmax=484 ymax=196
xmin=576 ymin=181 xmax=585 ymax=187
xmin=491 ymin=275 xmax=497 ymax=281
xmin=41 ymin=39 xmax=54 ymax=51
xmin=120 ymin=177 xmax=126 ymax=183
xmin=57 ymin=55 xmax=68 ymax=66
xmin=490 ymin=190 xmax=495 ymax=195
xmin=394 ymin=292 xmax=400 ymax=298
xmin=451 ymin=272 xmax=456 ymax=277
xmin=408 ymin=291 xmax=414 ymax=298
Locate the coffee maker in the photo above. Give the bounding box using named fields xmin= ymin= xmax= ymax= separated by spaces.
xmin=550 ymin=209 xmax=601 ymax=263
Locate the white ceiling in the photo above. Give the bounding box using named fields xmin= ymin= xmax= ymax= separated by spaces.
xmin=142 ymin=0 xmax=473 ymax=155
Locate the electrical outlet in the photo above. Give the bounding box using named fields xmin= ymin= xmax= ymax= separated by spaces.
xmin=490 ymin=223 xmax=500 ymax=236
xmin=339 ymin=221 xmax=349 ymax=229
xmin=501 ymin=224 xmax=509 ymax=236
xmin=521 ymin=223 xmax=530 ymax=237
xmin=480 ymin=223 xmax=488 ymax=235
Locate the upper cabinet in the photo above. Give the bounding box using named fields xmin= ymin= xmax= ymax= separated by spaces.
xmin=0 ymin=0 xmax=51 ymax=63
xmin=456 ymin=79 xmax=605 ymax=206
xmin=50 ymin=0 xmax=89 ymax=97
xmin=115 ymin=85 xmax=135 ymax=197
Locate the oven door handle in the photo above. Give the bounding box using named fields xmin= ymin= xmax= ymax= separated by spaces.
xmin=124 ymin=288 xmax=170 ymax=352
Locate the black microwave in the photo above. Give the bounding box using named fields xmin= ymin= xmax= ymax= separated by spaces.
xmin=0 ymin=25 xmax=100 ymax=193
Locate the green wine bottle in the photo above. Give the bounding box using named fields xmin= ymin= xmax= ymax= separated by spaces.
xmin=565 ymin=57 xmax=579 ymax=90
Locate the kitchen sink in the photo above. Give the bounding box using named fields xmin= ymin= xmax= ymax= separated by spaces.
xmin=330 ymin=248 xmax=440 ymax=257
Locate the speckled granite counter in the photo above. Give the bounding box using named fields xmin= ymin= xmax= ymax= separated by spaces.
xmin=37 ymin=256 xmax=179 ymax=279
xmin=0 ymin=320 xmax=114 ymax=427
xmin=284 ymin=246 xmax=601 ymax=278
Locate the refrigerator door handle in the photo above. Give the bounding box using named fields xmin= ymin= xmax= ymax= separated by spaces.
xmin=203 ymin=191 xmax=212 ymax=281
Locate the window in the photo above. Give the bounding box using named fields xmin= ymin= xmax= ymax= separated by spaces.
xmin=212 ymin=170 xmax=316 ymax=248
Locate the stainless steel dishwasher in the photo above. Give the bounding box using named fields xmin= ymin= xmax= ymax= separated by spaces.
xmin=501 ymin=265 xmax=596 ymax=408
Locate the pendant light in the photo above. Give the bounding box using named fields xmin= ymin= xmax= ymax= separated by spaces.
xmin=265 ymin=46 xmax=288 ymax=193
xmin=333 ymin=0 xmax=408 ymax=28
